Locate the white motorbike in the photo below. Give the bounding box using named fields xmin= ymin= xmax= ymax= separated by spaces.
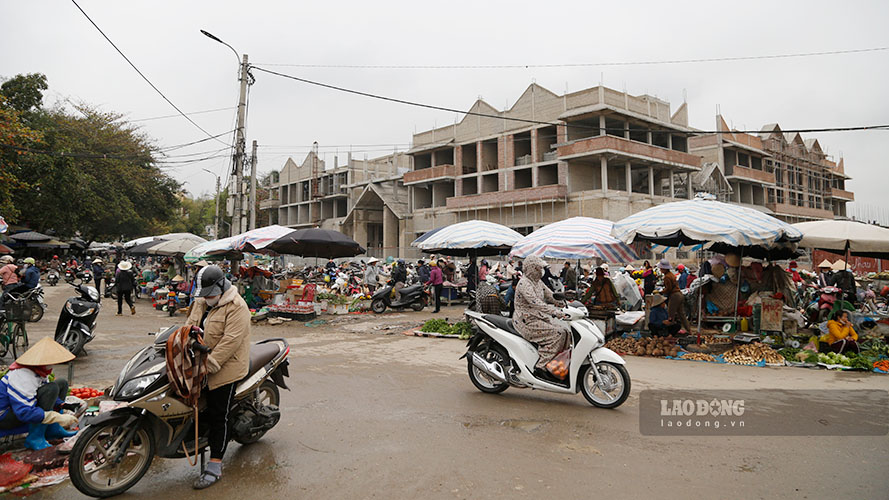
xmin=462 ymin=301 xmax=630 ymax=408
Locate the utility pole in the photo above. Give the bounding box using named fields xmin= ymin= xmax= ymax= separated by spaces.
xmin=249 ymin=139 xmax=258 ymax=230
xmin=203 ymin=169 xmax=221 ymax=239
xmin=231 ymin=53 xmax=250 ymax=236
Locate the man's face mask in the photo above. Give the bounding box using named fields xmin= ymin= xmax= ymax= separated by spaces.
xmin=205 ymin=295 xmax=221 ymax=307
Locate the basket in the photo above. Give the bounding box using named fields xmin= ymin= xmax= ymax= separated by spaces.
xmin=6 ymin=299 xmax=31 ymax=323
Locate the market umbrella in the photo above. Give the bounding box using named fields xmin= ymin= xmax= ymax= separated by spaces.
xmin=147 ymin=238 xmax=203 ymax=256
xmin=9 ymin=231 xmax=52 ymax=242
xmin=611 ymin=196 xmax=802 ymax=260
xmin=123 ymin=232 xmax=206 ymax=249
xmin=127 ymin=240 xmax=163 ymax=256
xmin=510 ymin=217 xmax=638 ymax=262
xmin=231 ymin=225 xmax=296 ymax=252
xmin=25 ymin=239 xmax=70 ymax=249
xmin=67 ymin=237 xmax=87 ymax=249
xmin=412 ymin=220 xmax=523 ymax=256
xmin=184 ymin=236 xmax=243 ymax=263
xmin=0 ymin=244 xmax=13 ymax=254
xmin=792 ymin=220 xmax=889 ymax=260
xmin=410 ymin=226 xmax=447 ymax=246
xmin=258 ymin=228 xmax=365 ymax=258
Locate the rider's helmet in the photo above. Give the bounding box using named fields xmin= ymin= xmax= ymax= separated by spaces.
xmin=23 ymin=257 xmax=35 ymax=265
xmin=195 ymin=265 xmax=230 ymax=297
xmin=53 ymin=255 xmax=58 ymax=259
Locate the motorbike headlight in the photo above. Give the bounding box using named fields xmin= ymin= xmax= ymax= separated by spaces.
xmin=86 ymin=286 xmax=99 ymax=301
xmin=118 ymin=374 xmax=161 ymax=399
xmin=65 ymin=302 xmax=95 ymax=318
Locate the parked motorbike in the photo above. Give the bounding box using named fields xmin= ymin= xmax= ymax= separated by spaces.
xmin=462 ymin=300 xmax=631 ymax=408
xmin=54 ymin=283 xmax=101 ymax=356
xmin=805 ymin=285 xmax=843 ymax=327
xmin=46 ymin=270 xmax=60 ymax=286
xmin=370 ymin=280 xmax=428 ymax=313
xmin=68 ymin=327 xmax=290 ymax=498
xmin=9 ymin=285 xmax=47 ymax=322
xmin=164 ymin=289 xmax=188 ymax=316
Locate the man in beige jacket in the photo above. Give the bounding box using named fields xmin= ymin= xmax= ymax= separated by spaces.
xmin=185 ymin=265 xmax=251 ymax=489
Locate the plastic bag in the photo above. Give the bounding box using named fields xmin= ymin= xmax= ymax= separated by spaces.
xmin=545 ymin=350 xmax=571 ymax=379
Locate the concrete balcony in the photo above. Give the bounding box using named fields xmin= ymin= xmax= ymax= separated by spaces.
xmin=259 ymin=198 xmax=280 ymax=210
xmin=766 ymin=202 xmax=834 ymax=220
xmin=557 ymin=135 xmax=701 ymax=169
xmin=726 ymin=165 xmax=775 ymax=185
xmin=446 ymin=184 xmax=567 ymax=210
xmin=830 ymin=187 xmax=854 ymax=201
xmin=403 ymin=164 xmax=457 ymax=186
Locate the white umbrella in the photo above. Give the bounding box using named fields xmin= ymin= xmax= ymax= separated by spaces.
xmin=147 ymin=238 xmax=203 ymax=256
xmin=510 ymin=217 xmax=638 ymax=262
xmin=412 ymin=220 xmax=522 ymax=256
xmin=793 ymin=220 xmax=889 ymax=259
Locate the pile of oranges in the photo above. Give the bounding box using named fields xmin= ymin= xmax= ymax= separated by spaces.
xmin=545 ymin=359 xmax=569 ymax=379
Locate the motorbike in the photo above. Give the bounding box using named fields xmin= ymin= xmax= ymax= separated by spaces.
xmin=804 ymin=285 xmax=843 ymax=327
xmin=54 ymin=283 xmax=101 ymax=356
xmin=68 ymin=327 xmax=290 ymax=498
xmin=462 ymin=300 xmax=631 ymax=409
xmin=46 ymin=270 xmax=60 ymax=286
xmin=164 ymin=289 xmax=188 ymax=316
xmin=64 ymin=268 xmax=76 ymax=284
xmin=9 ymin=285 xmax=47 ymax=322
xmin=370 ymin=280 xmax=428 ymax=313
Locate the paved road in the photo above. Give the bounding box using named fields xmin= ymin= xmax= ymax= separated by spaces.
xmin=22 ymin=282 xmax=889 ymax=499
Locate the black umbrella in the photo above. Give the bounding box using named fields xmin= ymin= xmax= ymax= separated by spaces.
xmin=253 ymin=228 xmax=365 ymax=258
xmin=127 ymin=240 xmax=162 ymax=256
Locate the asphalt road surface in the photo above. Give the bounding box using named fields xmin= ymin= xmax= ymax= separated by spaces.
xmin=19 ymin=282 xmax=889 ymax=499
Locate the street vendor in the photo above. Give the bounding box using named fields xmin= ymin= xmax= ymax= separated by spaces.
xmin=817 ymin=260 xmax=833 ymax=287
xmin=513 ymin=256 xmax=569 ymax=373
xmin=661 ymin=259 xmax=692 ymax=334
xmin=648 ymin=295 xmax=679 ymax=337
xmin=364 ymin=258 xmax=380 ymax=292
xmin=676 ymin=264 xmax=689 ymax=289
xmin=475 ymin=274 xmax=505 ymax=315
xmin=0 ymin=337 xmax=78 ymax=450
xmin=642 ymin=260 xmax=656 ymax=296
xmin=581 ymin=266 xmax=619 ymax=309
xmin=823 ymin=310 xmax=860 ymax=354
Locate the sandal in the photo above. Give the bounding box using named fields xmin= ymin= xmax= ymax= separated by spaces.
xmin=193 ymin=470 xmax=221 ymax=490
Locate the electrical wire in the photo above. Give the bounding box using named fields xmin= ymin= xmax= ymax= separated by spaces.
xmin=251 ymin=66 xmax=889 ymax=135
xmin=70 ymin=0 xmax=230 ymax=147
xmin=253 ymin=46 xmax=889 ymax=69
xmin=157 ymin=129 xmax=236 ymax=153
xmin=127 ymin=106 xmax=236 ymax=123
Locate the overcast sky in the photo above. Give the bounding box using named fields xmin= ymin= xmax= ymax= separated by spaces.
xmin=3 ymin=1 xmax=888 ymax=221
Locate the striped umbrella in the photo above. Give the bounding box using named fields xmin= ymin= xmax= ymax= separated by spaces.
xmin=611 ymin=197 xmax=802 ymax=259
xmin=510 ymin=217 xmax=638 ymax=262
xmin=231 ymin=225 xmax=295 ymax=252
xmin=412 ymin=220 xmax=523 ymax=256
xmin=184 ymin=236 xmax=243 ymax=262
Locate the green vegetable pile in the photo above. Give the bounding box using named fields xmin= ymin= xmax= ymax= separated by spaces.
xmin=420 ymin=319 xmax=474 ymax=339
xmin=816 ymin=351 xmax=853 ymax=367
xmin=778 ymin=347 xmax=801 ymax=361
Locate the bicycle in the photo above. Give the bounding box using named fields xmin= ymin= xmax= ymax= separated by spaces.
xmin=0 ymin=297 xmax=31 ymax=358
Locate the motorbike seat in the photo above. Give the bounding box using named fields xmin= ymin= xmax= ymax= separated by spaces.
xmin=244 ymin=343 xmax=280 ymax=379
xmin=484 ymin=314 xmax=520 ymax=336
xmin=400 ymin=283 xmax=422 ymax=294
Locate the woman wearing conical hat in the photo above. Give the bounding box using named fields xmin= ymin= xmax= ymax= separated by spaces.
xmin=0 ymin=337 xmax=78 ymax=449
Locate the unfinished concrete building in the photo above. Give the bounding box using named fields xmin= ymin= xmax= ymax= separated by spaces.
xmin=261 ymin=150 xmax=411 ymax=249
xmin=689 ymin=117 xmax=853 ymax=222
xmin=404 ymin=84 xmax=702 ymax=247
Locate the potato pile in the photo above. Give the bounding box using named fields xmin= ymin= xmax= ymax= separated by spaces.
xmin=722 ymin=342 xmax=785 ymax=365
xmin=604 ymin=337 xmax=642 ymax=354
xmin=634 ymin=337 xmax=681 ymax=358
xmin=681 ymin=353 xmax=717 ymax=362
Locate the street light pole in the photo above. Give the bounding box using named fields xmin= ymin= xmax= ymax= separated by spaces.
xmin=202 ymin=169 xmax=221 ymax=239
xmin=201 ymin=29 xmax=250 ymax=236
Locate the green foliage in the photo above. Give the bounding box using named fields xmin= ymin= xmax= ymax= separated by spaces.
xmin=420 ymin=319 xmax=474 ymax=339
xmin=0 ymin=73 xmax=185 ymax=241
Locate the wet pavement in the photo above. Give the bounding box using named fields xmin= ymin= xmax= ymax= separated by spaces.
xmin=19 ymin=282 xmax=889 ymax=499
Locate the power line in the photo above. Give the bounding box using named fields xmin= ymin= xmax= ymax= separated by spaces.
xmin=254 ymin=46 xmax=889 ymax=70
xmin=157 ymin=129 xmax=236 ymax=152
xmin=251 ymin=66 xmax=889 ymax=135
xmin=127 ymin=106 xmax=236 ymax=123
xmin=70 ymin=0 xmax=230 ymax=147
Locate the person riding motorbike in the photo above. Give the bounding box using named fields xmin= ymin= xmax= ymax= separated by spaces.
xmin=513 ymin=256 xmax=570 ymax=374
xmin=0 ymin=337 xmax=78 ymax=450
xmin=0 ymin=255 xmax=19 ymax=293
xmin=48 ymin=255 xmax=61 ymax=272
xmin=20 ymin=257 xmax=40 ymax=290
xmin=185 ymin=265 xmax=251 ymax=489
xmin=391 ymin=259 xmax=407 ymax=301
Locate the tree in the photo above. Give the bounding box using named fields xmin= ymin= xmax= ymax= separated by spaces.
xmin=1 ymin=73 xmax=48 ymax=113
xmin=0 ymin=94 xmax=42 ymax=219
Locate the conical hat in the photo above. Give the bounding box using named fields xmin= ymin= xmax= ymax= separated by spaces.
xmin=831 ymin=260 xmax=847 ymax=271
xmin=818 ymin=259 xmax=833 ymax=268
xmin=16 ymin=337 xmax=75 ymax=366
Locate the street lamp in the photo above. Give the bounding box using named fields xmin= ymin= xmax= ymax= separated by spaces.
xmin=201 ymin=29 xmax=251 ymax=236
xmin=202 ymin=169 xmax=221 ymax=239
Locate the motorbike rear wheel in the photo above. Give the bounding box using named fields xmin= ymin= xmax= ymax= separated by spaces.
xmin=579 ymin=362 xmax=630 ymax=409
xmin=371 ymin=299 xmax=387 ymax=314
xmin=28 ymin=301 xmax=43 ymax=323
xmin=410 ymin=296 xmax=426 ymax=312
xmin=69 ymin=418 xmax=155 ymax=498
xmin=235 ymin=380 xmax=281 ymax=445
xmin=467 ymin=344 xmax=510 ymax=394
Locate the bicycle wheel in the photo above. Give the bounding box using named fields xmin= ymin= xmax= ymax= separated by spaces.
xmin=12 ymin=323 xmax=28 ymax=359
xmin=0 ymin=324 xmax=9 ymax=358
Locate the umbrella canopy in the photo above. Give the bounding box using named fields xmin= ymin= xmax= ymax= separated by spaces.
xmin=184 ymin=236 xmax=243 ymax=263
xmin=25 ymin=239 xmax=70 ymax=249
xmin=793 ymin=220 xmax=889 ymax=259
xmin=9 ymin=231 xmax=52 ymax=242
xmin=260 ymin=228 xmax=365 ymax=258
xmin=127 ymin=240 xmax=163 ymax=256
xmin=0 ymin=244 xmax=13 ymax=254
xmin=147 ymin=238 xmax=203 ymax=256
xmin=232 ymin=225 xmax=296 ymax=252
xmin=413 ymin=220 xmax=523 ymax=256
xmin=67 ymin=237 xmax=87 ymax=249
xmin=410 ymin=226 xmax=447 ymax=246
xmin=510 ymin=217 xmax=638 ymax=262
xmin=123 ymin=232 xmax=206 ymax=248
xmin=611 ymin=197 xmax=802 ymax=259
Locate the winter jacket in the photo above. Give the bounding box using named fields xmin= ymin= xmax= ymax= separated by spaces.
xmin=0 ymin=264 xmax=19 ymax=286
xmin=364 ymin=265 xmax=379 ymax=286
xmin=185 ymin=285 xmax=251 ymax=390
xmin=22 ymin=266 xmax=40 ymax=289
xmin=417 ymin=265 xmax=431 ymax=284
xmin=0 ymin=367 xmax=49 ymax=424
xmin=426 ymin=266 xmax=443 ymax=286
xmin=391 ymin=265 xmax=406 ymax=284
xmin=115 ymin=269 xmax=136 ymax=292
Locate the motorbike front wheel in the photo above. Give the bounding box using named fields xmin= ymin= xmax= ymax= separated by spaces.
xmin=56 ymin=329 xmax=86 ymax=356
xmin=579 ymin=362 xmax=630 ymax=409
xmin=70 ymin=418 xmax=155 ymax=498
xmin=371 ymin=299 xmax=387 ymax=314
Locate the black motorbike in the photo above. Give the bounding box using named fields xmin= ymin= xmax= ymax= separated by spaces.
xmin=371 ymin=280 xmax=428 ymax=313
xmin=64 ymin=268 xmax=76 ymax=284
xmin=55 ymin=282 xmax=101 ymax=356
